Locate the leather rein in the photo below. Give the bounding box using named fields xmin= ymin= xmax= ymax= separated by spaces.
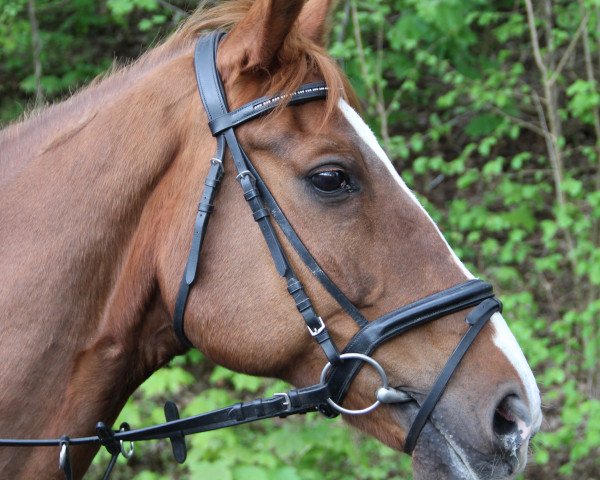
xmin=0 ymin=31 xmax=502 ymax=479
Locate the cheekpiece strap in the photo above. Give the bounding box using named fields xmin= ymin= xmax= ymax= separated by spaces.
xmin=173 ymin=30 xmax=359 ymax=362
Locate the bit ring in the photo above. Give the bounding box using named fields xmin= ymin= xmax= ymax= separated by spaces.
xmin=320 ymin=353 xmax=388 ymax=415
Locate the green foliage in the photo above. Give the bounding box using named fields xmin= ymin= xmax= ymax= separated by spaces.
xmin=2 ymin=0 xmax=600 ymax=478
xmin=0 ymin=0 xmax=181 ymax=124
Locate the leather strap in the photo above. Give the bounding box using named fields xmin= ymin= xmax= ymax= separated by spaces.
xmin=196 ymin=30 xmax=366 ymax=327
xmin=245 ymin=157 xmax=368 ymax=327
xmin=173 ymin=146 xmax=224 ymax=348
xmin=403 ymin=298 xmax=501 ymax=453
xmin=208 ymin=82 xmax=329 ymax=135
xmin=186 ymin=31 xmax=342 ymax=363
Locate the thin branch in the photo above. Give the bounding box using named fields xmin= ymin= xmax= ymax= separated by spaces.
xmin=548 ymin=12 xmax=589 ymax=86
xmin=385 ymin=89 xmax=402 ymax=116
xmin=336 ymin=0 xmax=351 ymax=45
xmin=489 ymin=105 xmax=548 ymax=138
xmin=524 ymin=0 xmax=547 ymax=79
xmin=38 ymin=0 xmax=70 ymax=12
xmin=543 ymin=0 xmax=556 ymax=71
xmin=525 ymin=0 xmax=564 ymax=188
xmin=350 ymin=0 xmax=391 ymax=152
xmin=375 ymin=22 xmax=391 ymax=150
xmin=578 ymin=0 xmax=600 ymax=397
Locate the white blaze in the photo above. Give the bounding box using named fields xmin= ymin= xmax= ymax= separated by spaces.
xmin=338 ymin=99 xmax=541 ymax=425
xmin=337 ymin=100 xmax=472 ymax=278
xmin=490 ymin=312 xmax=542 ymax=428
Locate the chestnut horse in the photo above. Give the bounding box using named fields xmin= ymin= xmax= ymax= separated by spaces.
xmin=0 ymin=0 xmax=541 ymax=478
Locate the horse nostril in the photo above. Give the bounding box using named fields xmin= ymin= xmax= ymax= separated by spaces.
xmin=494 ymin=397 xmax=518 ymax=436
xmin=493 ymin=395 xmax=532 ymax=445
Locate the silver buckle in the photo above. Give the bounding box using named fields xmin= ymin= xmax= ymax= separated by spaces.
xmin=236 ymin=170 xmax=255 ymax=182
xmin=274 ymin=392 xmax=291 ymax=412
xmin=307 ymin=317 xmax=325 ymax=336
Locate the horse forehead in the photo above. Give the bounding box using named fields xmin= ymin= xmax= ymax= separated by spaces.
xmin=241 ymin=105 xmax=360 ymax=161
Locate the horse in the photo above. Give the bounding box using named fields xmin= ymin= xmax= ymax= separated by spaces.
xmin=0 ymin=0 xmax=542 ymax=478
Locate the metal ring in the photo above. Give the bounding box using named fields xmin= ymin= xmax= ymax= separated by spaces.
xmin=59 ymin=443 xmax=67 ymax=469
xmin=119 ymin=424 xmax=134 ymax=459
xmin=320 ymin=353 xmax=388 ymax=415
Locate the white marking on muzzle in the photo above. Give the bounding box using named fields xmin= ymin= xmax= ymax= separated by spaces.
xmin=490 ymin=312 xmax=542 ymax=429
xmin=337 ymin=99 xmax=542 ymax=428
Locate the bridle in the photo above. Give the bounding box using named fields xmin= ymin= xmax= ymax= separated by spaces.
xmin=0 ymin=31 xmax=502 ymax=479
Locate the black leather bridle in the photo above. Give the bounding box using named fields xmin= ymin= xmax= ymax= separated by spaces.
xmin=0 ymin=31 xmax=502 ymax=479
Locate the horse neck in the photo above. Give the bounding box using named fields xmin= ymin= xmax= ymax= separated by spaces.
xmin=0 ymin=42 xmax=197 ymax=477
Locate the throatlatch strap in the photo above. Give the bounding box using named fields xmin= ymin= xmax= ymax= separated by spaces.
xmin=173 ymin=139 xmax=224 ymax=348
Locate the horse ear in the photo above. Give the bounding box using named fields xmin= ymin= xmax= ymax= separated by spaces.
xmin=298 ymin=0 xmax=338 ymax=47
xmin=219 ymin=0 xmax=306 ymax=77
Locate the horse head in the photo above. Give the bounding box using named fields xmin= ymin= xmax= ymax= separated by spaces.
xmin=155 ymin=0 xmax=542 ymax=478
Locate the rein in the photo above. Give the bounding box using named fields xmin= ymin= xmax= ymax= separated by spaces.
xmin=0 ymin=31 xmax=502 ymax=479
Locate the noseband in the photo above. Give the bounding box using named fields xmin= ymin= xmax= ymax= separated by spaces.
xmin=0 ymin=31 xmax=502 ymax=478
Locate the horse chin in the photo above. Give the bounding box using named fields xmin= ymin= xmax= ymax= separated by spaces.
xmin=392 ymin=404 xmax=525 ymax=480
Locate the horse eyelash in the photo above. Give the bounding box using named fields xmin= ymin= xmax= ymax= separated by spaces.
xmin=342 ymin=182 xmax=359 ymax=194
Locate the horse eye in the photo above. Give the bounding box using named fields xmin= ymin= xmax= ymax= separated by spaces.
xmin=310 ymin=170 xmax=350 ymax=193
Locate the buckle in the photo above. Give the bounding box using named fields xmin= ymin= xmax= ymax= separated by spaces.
xmin=307 ymin=317 xmax=325 ymax=336
xmin=236 ymin=170 xmax=256 ymax=182
xmin=273 ymin=392 xmax=292 ymax=412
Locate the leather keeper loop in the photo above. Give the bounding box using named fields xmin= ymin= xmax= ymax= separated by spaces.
xmin=198 ymin=202 xmax=214 ymax=213
xmin=252 ymin=208 xmax=270 ymax=221
xmin=227 ymin=403 xmax=244 ymax=422
xmin=287 ymin=278 xmax=302 ymax=294
xmin=243 ymin=188 xmax=260 ymax=201
xmin=296 ymin=298 xmax=311 ymax=312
